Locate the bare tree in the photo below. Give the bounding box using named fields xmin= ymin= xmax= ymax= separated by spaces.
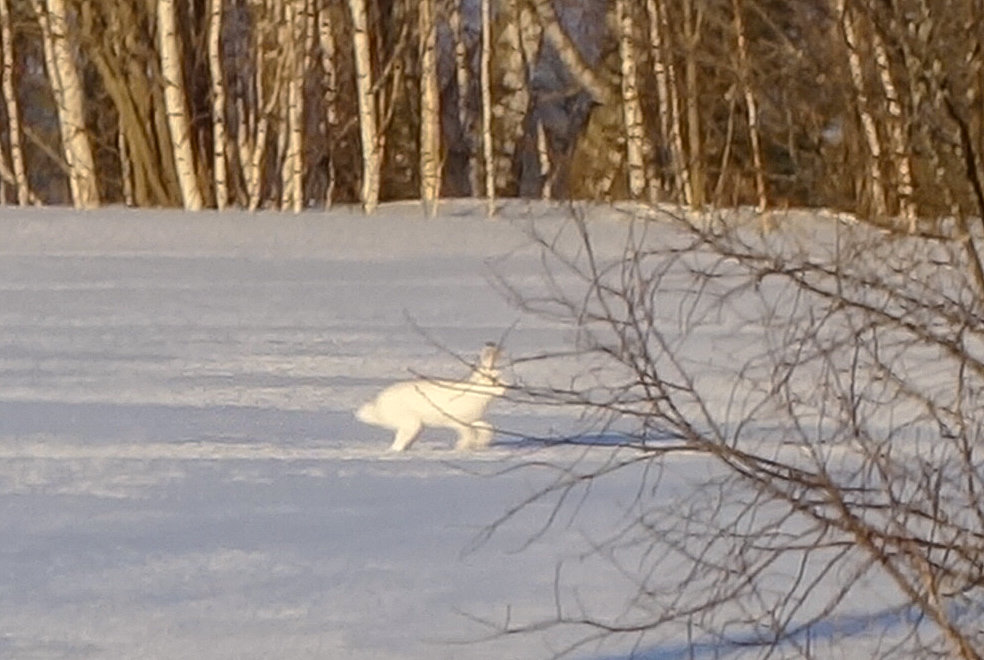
xmin=732 ymin=0 xmax=766 ymax=214
xmin=837 ymin=0 xmax=887 ymax=218
xmin=208 ymin=0 xmax=229 ymax=210
xmin=35 ymin=0 xmax=100 ymax=208
xmin=0 ymin=0 xmax=29 ymax=205
xmin=490 ymin=204 xmax=984 ymax=658
xmin=158 ymin=0 xmax=203 ymax=209
xmin=647 ymin=0 xmax=690 ymax=204
xmin=616 ymin=0 xmax=649 ymax=201
xmin=348 ymin=0 xmax=381 ymax=213
xmin=280 ymin=0 xmax=308 ymax=213
xmin=419 ymin=0 xmax=441 ymax=216
xmin=480 ymin=0 xmax=494 ymax=215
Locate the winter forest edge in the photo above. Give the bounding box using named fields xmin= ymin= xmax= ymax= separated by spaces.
xmin=1 ymin=0 xmax=982 ymax=226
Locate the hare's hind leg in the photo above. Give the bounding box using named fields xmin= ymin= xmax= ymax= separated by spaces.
xmin=455 ymin=421 xmax=493 ymax=450
xmin=390 ymin=420 xmax=422 ymax=451
xmin=473 ymin=421 xmax=494 ymax=448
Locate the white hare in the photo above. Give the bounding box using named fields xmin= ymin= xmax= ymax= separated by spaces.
xmin=356 ymin=344 xmax=505 ymax=451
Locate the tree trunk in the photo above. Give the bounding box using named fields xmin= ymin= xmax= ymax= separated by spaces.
xmin=647 ymin=0 xmax=689 ymax=205
xmin=158 ymin=0 xmax=203 ymax=209
xmin=450 ymin=0 xmax=478 ymax=196
xmin=37 ymin=0 xmax=100 ymax=208
xmin=732 ymin=0 xmax=767 ymax=213
xmin=616 ymin=0 xmax=648 ymax=200
xmin=317 ymin=0 xmax=339 ymax=208
xmin=527 ymin=0 xmax=610 ymax=103
xmin=872 ymin=26 xmax=916 ymax=227
xmin=0 ymin=0 xmax=29 ymax=205
xmin=481 ymin=0 xmax=495 ymax=215
xmin=494 ymin=0 xmax=530 ymax=195
xmin=682 ymin=0 xmax=704 ymax=209
xmin=837 ymin=0 xmax=887 ymax=218
xmin=208 ymin=0 xmax=229 ymax=210
xmin=280 ymin=0 xmax=306 ymax=213
xmin=348 ymin=0 xmax=381 ymax=213
xmin=419 ymin=0 xmax=441 ymax=216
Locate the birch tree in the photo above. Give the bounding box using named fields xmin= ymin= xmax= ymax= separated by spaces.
xmin=681 ymin=0 xmax=705 ymax=209
xmin=871 ymin=25 xmax=916 ymax=227
xmin=528 ymin=0 xmax=610 ymax=104
xmin=493 ymin=0 xmax=530 ymax=195
xmin=36 ymin=0 xmax=100 ymax=208
xmin=616 ymin=0 xmax=648 ymax=200
xmin=0 ymin=0 xmax=29 ymax=205
xmin=419 ymin=0 xmax=441 ymax=216
xmin=348 ymin=0 xmax=381 ymax=213
xmin=837 ymin=0 xmax=887 ymax=218
xmin=450 ymin=0 xmax=478 ymax=196
xmin=280 ymin=0 xmax=307 ymax=212
xmin=158 ymin=0 xmax=204 ymax=209
xmin=732 ymin=0 xmax=767 ymax=213
xmin=208 ymin=0 xmax=229 ymax=210
xmin=647 ymin=0 xmax=690 ymax=204
xmin=481 ymin=0 xmax=494 ymax=215
xmin=317 ymin=0 xmax=339 ymax=208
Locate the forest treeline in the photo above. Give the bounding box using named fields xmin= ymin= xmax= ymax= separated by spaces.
xmin=0 ymin=0 xmax=982 ymax=223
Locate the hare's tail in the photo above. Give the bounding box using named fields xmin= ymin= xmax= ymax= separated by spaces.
xmin=356 ymin=401 xmax=380 ymax=425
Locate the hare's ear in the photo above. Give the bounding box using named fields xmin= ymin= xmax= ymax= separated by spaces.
xmin=479 ymin=342 xmax=500 ymax=369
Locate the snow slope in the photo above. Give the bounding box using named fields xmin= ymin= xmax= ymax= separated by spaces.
xmin=0 ymin=202 xmax=662 ymax=659
xmin=0 ymin=202 xmax=907 ymax=659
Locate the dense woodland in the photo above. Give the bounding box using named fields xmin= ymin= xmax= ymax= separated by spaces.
xmin=0 ymin=0 xmax=983 ymax=223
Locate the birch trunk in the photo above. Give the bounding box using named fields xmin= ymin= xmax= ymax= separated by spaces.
xmin=317 ymin=0 xmax=339 ymax=208
xmin=681 ymin=0 xmax=704 ymax=209
xmin=0 ymin=0 xmax=29 ymax=205
xmin=208 ymin=0 xmax=229 ymax=209
xmin=158 ymin=0 xmax=203 ymax=209
xmin=450 ymin=0 xmax=478 ymax=196
xmin=280 ymin=0 xmax=306 ymax=212
xmin=650 ymin=0 xmax=691 ymax=205
xmin=732 ymin=0 xmax=767 ymax=212
xmin=481 ymin=0 xmax=494 ymax=215
xmin=616 ymin=0 xmax=648 ymax=200
xmin=536 ymin=119 xmax=551 ymax=198
xmin=528 ymin=0 xmax=610 ymax=103
xmin=494 ymin=0 xmax=528 ymax=194
xmin=419 ymin=0 xmax=441 ymax=216
xmin=837 ymin=0 xmax=887 ymax=218
xmin=37 ymin=0 xmax=100 ymax=208
xmin=872 ymin=28 xmax=916 ymax=227
xmin=348 ymin=0 xmax=380 ymax=213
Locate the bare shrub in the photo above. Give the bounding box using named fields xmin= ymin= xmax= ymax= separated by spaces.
xmin=492 ymin=206 xmax=984 ymax=659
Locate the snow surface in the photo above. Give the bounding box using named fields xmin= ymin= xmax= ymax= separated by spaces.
xmin=0 ymin=201 xmax=901 ymax=659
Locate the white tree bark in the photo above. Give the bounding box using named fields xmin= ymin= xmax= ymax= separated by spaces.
xmin=837 ymin=0 xmax=887 ymax=217
xmin=450 ymin=0 xmax=478 ymax=196
xmin=681 ymin=0 xmax=704 ymax=209
xmin=348 ymin=0 xmax=381 ymax=213
xmin=0 ymin=0 xmax=29 ymax=205
xmin=494 ymin=0 xmax=529 ymax=194
xmin=208 ymin=0 xmax=229 ymax=209
xmin=732 ymin=0 xmax=767 ymax=212
xmin=280 ymin=0 xmax=306 ymax=213
xmin=616 ymin=0 xmax=648 ymax=200
xmin=536 ymin=119 xmax=551 ymax=198
xmin=419 ymin=0 xmax=441 ymax=216
xmin=872 ymin=28 xmax=916 ymax=227
xmin=158 ymin=0 xmax=203 ymax=210
xmin=528 ymin=0 xmax=610 ymax=103
xmin=481 ymin=0 xmax=494 ymax=215
xmin=37 ymin=0 xmax=100 ymax=208
xmin=648 ymin=0 xmax=690 ymax=205
xmin=318 ymin=0 xmax=339 ymax=207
